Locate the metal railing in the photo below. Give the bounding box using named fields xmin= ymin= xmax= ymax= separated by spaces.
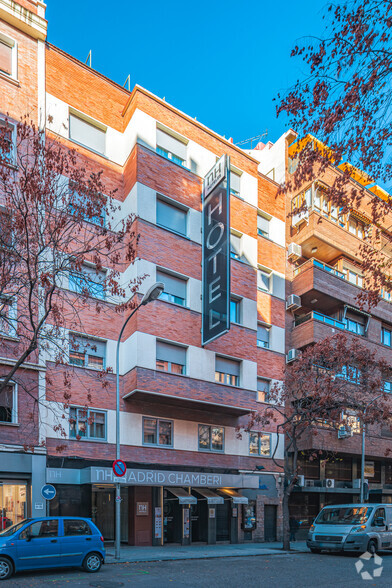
xmin=294 ymin=311 xmax=345 ymax=329
xmin=294 ymin=258 xmax=346 ymax=280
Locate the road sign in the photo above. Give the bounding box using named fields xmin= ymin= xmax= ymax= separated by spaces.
xmin=112 ymin=459 xmax=127 ymax=477
xmin=41 ymin=484 xmax=56 ymax=501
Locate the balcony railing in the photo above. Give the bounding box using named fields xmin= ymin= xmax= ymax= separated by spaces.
xmin=294 ymin=258 xmax=346 ymax=280
xmin=294 ymin=311 xmax=345 ymax=330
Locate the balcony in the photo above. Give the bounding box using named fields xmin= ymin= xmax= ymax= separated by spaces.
xmin=294 ymin=311 xmax=345 ymax=330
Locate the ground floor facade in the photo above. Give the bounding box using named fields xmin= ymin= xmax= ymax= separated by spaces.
xmin=45 ymin=460 xmax=283 ymax=545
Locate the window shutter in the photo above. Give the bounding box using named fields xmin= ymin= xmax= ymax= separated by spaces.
xmin=215 ymin=356 xmax=240 ymax=376
xmin=257 ymin=215 xmax=269 ymax=235
xmin=257 ymin=325 xmax=269 ymax=343
xmin=230 ymin=234 xmax=241 ymax=254
xmin=156 ymin=341 xmax=186 ymax=365
xmin=0 ymin=41 xmax=12 ymax=75
xmin=156 ymin=200 xmax=187 ymax=235
xmin=81 ymin=265 xmax=106 ymax=284
xmin=156 ymin=129 xmax=187 ymax=160
xmin=69 ymin=114 xmax=106 ymax=155
xmin=157 ymin=271 xmax=186 ymax=299
xmin=230 ymin=171 xmax=241 ymax=194
xmin=70 ymin=335 xmax=106 ymax=357
xmin=257 ymin=378 xmax=270 ymax=393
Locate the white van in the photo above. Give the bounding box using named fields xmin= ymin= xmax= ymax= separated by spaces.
xmin=307 ymin=503 xmax=392 ymax=554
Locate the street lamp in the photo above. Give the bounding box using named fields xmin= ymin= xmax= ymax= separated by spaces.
xmin=360 ymin=394 xmax=383 ymax=503
xmin=114 ymin=282 xmax=164 ymax=559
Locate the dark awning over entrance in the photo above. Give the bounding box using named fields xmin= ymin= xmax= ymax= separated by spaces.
xmin=167 ymin=488 xmax=197 ymax=504
xmin=194 ymin=488 xmax=224 ymax=504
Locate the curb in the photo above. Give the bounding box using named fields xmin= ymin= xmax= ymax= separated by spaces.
xmin=104 ymin=549 xmax=307 ymax=564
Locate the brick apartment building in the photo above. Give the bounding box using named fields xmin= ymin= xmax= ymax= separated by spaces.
xmin=1 ymin=0 xmax=287 ymax=544
xmin=255 ymin=133 xmax=392 ymax=534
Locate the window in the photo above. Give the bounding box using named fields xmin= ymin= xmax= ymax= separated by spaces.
xmin=343 ymin=266 xmax=363 ymax=288
xmin=20 ymin=520 xmax=58 ymax=540
xmin=64 ymin=519 xmax=92 ymax=536
xmin=230 ymin=170 xmax=241 ymax=196
xmin=344 ymin=312 xmax=365 ymax=336
xmin=156 ymin=198 xmax=187 ymax=236
xmin=156 ymin=341 xmax=186 ymax=374
xmin=0 ymin=297 xmax=17 ymax=337
xmin=0 ymin=119 xmax=15 ymax=165
xmin=69 ymin=265 xmax=106 ymax=299
xmin=257 ymin=214 xmax=270 ymax=239
xmin=143 ymin=417 xmax=173 ymax=446
xmin=157 ymin=270 xmax=187 ymax=306
xmin=230 ymin=298 xmax=241 ymax=323
xmin=215 ymin=356 xmax=240 ymax=386
xmin=156 ymin=128 xmax=187 ymax=167
xmin=69 ymin=113 xmax=106 ymax=155
xmin=348 ymin=217 xmax=365 ymax=239
xmin=257 ymin=378 xmax=270 ymax=402
xmin=249 ymin=432 xmax=271 ymax=456
xmin=230 ymin=233 xmax=242 ymax=260
xmin=68 ymin=183 xmax=106 ymax=227
xmin=257 ymin=269 xmax=271 ymax=292
xmin=0 ymin=35 xmax=16 ymax=79
xmin=337 ymin=365 xmax=361 ymax=383
xmin=0 ymin=383 xmax=16 ymax=423
xmin=69 ymin=407 xmax=106 ymax=440
xmin=382 ymin=326 xmax=392 ymax=347
xmin=257 ymin=325 xmax=270 ymax=349
xmin=69 ymin=334 xmax=106 ymax=369
xmin=198 ymin=424 xmax=224 ymax=452
xmin=384 ymin=381 xmax=392 ymax=394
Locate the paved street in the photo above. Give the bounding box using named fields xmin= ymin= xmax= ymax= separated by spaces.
xmin=5 ymin=551 xmax=392 ymax=587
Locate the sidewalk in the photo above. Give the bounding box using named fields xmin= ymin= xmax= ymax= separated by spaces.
xmin=104 ymin=541 xmax=308 ymax=564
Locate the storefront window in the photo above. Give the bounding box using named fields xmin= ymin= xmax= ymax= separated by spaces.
xmin=0 ymin=484 xmax=27 ymax=529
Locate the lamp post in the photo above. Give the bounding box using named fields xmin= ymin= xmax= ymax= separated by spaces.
xmin=114 ymin=282 xmax=164 ymax=560
xmin=360 ymin=394 xmax=383 ymax=503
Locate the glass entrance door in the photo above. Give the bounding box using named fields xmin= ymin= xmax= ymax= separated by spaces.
xmin=0 ymin=483 xmax=27 ymax=529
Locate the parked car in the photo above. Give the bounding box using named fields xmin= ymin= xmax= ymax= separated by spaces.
xmin=307 ymin=503 xmax=392 ymax=554
xmin=0 ymin=516 xmax=105 ymax=580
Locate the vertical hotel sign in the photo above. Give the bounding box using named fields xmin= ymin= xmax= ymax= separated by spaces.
xmin=202 ymin=155 xmax=230 ymax=346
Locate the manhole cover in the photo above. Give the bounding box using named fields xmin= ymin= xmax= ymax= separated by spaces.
xmin=89 ymin=582 xmax=124 ymax=588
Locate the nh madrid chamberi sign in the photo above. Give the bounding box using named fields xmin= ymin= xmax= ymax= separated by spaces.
xmin=202 ymin=155 xmax=230 ymax=346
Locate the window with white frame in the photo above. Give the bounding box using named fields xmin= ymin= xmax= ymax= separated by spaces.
xmin=0 ymin=297 xmax=17 ymax=337
xmin=230 ymin=298 xmax=241 ymax=324
xmin=157 ymin=270 xmax=187 ymax=306
xmin=257 ymin=378 xmax=270 ymax=402
xmin=156 ymin=341 xmax=186 ymax=374
xmin=0 ymin=119 xmax=15 ymax=165
xmin=69 ymin=264 xmax=106 ymax=300
xmin=198 ymin=424 xmax=224 ymax=452
xmin=156 ymin=127 xmax=187 ymax=167
xmin=69 ymin=407 xmax=106 ymax=440
xmin=230 ymin=170 xmax=241 ymax=196
xmin=143 ymin=417 xmax=173 ymax=446
xmin=257 ymin=324 xmax=270 ymax=348
xmin=69 ymin=112 xmax=106 ymax=155
xmin=69 ymin=334 xmax=106 ymax=369
xmin=156 ymin=198 xmax=187 ymax=236
xmin=257 ymin=268 xmax=271 ymax=292
xmin=0 ymin=382 xmax=16 ymax=423
xmin=0 ymin=34 xmax=17 ymax=79
xmin=215 ymin=356 xmax=240 ymax=386
xmin=249 ymin=432 xmax=271 ymax=456
xmin=257 ymin=214 xmax=270 ymax=239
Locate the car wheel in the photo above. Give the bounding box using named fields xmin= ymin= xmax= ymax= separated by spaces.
xmin=0 ymin=557 xmax=13 ymax=580
xmin=367 ymin=539 xmax=378 ymax=555
xmin=83 ymin=552 xmax=102 ymax=573
xmin=310 ymin=548 xmax=321 ymax=554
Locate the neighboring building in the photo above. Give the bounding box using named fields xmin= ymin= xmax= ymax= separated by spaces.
xmin=0 ymin=0 xmax=47 ymax=525
xmin=1 ymin=1 xmax=286 ymax=544
xmin=256 ymin=132 xmax=392 ymax=534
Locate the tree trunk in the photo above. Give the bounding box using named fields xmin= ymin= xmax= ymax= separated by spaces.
xmin=282 ymin=486 xmax=291 ymax=550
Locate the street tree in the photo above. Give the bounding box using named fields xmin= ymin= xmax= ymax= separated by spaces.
xmin=243 ymin=333 xmax=392 ymax=550
xmin=278 ymin=0 xmax=392 ymax=306
xmin=0 ymin=117 xmax=139 ymax=444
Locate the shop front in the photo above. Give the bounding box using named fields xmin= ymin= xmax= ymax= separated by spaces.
xmin=47 ymin=466 xmax=260 ymax=546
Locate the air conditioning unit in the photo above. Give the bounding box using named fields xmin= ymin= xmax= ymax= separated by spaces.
xmin=296 ymin=475 xmax=305 ymax=487
xmin=323 ymin=478 xmax=335 ymax=489
xmin=305 ymin=479 xmax=315 ymax=487
xmin=338 ymin=425 xmax=353 ymax=439
xmin=288 ymin=243 xmax=302 ymax=261
xmin=286 ymin=294 xmax=302 ymax=311
xmin=353 ymin=479 xmax=368 ymax=489
xmin=286 ymin=348 xmax=299 ymax=363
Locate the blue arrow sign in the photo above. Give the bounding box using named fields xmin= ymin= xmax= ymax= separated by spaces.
xmin=41 ymin=484 xmax=56 ymax=500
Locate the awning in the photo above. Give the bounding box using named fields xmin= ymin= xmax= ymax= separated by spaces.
xmin=217 ymin=488 xmax=248 ymax=504
xmin=167 ymin=488 xmax=197 ymax=505
xmin=194 ymin=488 xmax=224 ymax=504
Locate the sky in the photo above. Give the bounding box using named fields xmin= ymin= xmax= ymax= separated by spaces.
xmin=46 ymin=0 xmax=327 ymax=147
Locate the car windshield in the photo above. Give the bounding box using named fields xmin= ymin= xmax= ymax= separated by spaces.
xmin=0 ymin=519 xmax=31 ymax=537
xmin=315 ymin=507 xmax=373 ymax=525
